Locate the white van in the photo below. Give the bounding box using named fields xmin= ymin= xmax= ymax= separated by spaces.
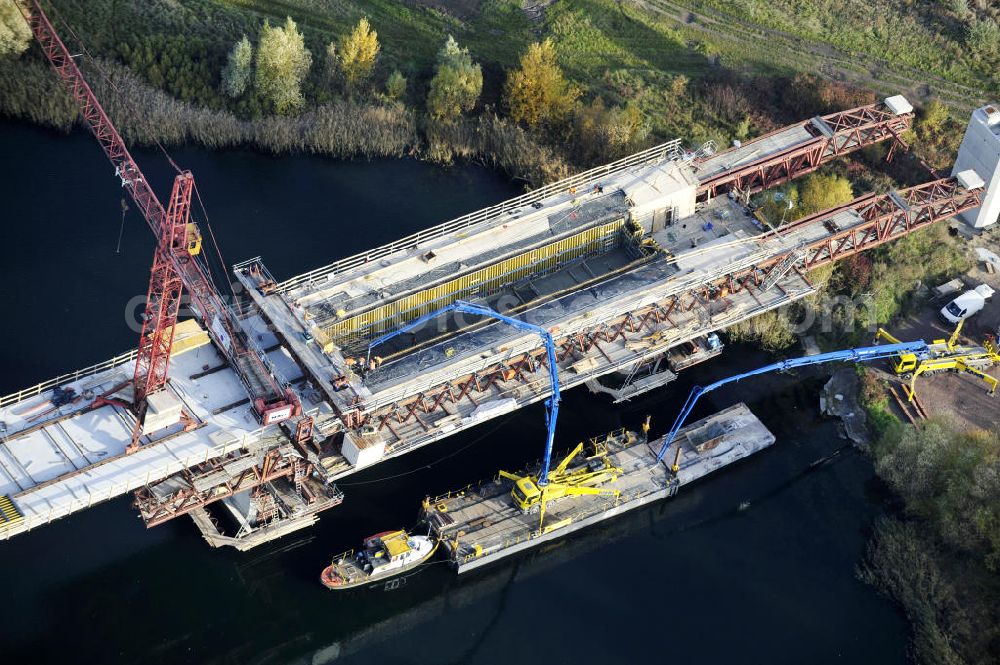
xmin=940 ymin=284 xmax=995 ymax=323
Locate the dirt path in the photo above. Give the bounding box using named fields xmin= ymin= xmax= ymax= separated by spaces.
xmin=627 ymin=0 xmax=991 ymax=112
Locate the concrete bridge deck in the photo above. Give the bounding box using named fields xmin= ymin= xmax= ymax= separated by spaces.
xmin=2 ymin=96 xmax=981 ymax=547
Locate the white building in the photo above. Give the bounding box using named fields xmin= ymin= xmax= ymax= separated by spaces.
xmin=952 ymin=104 xmax=1000 ymax=229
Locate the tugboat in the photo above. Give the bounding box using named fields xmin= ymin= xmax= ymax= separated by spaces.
xmin=320 ymin=530 xmax=438 ymax=590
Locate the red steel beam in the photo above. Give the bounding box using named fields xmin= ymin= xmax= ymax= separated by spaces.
xmin=696 ymin=102 xmax=913 ymax=200
xmin=786 ymin=177 xmax=981 ymax=270
xmin=133 ymin=451 xmax=316 ymax=527
xmin=355 ymin=177 xmax=980 ymax=435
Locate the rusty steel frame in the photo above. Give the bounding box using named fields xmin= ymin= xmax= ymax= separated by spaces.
xmin=349 ymin=177 xmax=980 ymax=436
xmin=696 ymin=102 xmax=913 ymax=201
xmin=789 ymin=178 xmax=981 ymax=269
xmin=133 ymin=450 xmax=313 ymax=528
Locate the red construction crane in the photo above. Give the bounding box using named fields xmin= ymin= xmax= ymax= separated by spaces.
xmin=18 ymin=1 xmax=300 ymax=448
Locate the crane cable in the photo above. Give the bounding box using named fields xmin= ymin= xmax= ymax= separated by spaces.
xmin=46 ymin=1 xmax=236 ymax=306
xmin=192 ymin=180 xmax=238 ymax=307
xmin=47 ymin=0 xmax=184 ymax=177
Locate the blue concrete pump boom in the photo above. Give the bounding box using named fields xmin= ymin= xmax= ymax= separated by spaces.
xmin=366 ymin=300 xmax=562 ymax=486
xmin=655 ymin=341 xmax=931 ymax=463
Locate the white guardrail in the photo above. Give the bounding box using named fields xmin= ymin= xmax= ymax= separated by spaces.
xmin=0 ymin=430 xmax=261 ymax=538
xmin=0 ymin=349 xmax=138 ymax=410
xmin=274 ymin=140 xmax=684 ymax=293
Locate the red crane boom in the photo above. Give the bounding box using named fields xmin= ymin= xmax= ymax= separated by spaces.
xmin=18 ymin=1 xmax=300 ymax=444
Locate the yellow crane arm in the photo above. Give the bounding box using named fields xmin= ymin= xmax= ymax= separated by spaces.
xmin=956 ymin=360 xmax=998 ymax=395
xmin=874 ymin=327 xmax=904 ymax=345
xmin=557 ymin=486 xmax=620 ymax=498
xmin=906 ymin=359 xmax=999 ymax=400
xmin=551 ymin=442 xmax=585 ymax=478
xmin=946 ymin=319 xmax=965 ymax=352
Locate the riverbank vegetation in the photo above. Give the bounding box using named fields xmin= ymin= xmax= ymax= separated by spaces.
xmin=858 ymin=415 xmax=1000 ymax=664
xmin=3 ymin=0 xmax=978 ymax=187
xmin=689 ymin=0 xmax=1000 ymax=92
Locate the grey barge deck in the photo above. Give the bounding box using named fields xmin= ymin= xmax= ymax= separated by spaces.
xmin=423 ymin=402 xmax=775 ymax=573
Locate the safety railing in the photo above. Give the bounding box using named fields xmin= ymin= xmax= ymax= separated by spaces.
xmin=329 ymin=548 xmax=355 ymax=564
xmin=0 ymin=427 xmax=266 ymax=539
xmin=0 ymin=349 xmax=137 ymax=409
xmin=276 ymin=140 xmax=683 ymax=293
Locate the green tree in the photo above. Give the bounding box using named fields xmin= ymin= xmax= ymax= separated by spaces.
xmin=255 ymin=17 xmax=312 ymax=114
xmin=797 ymin=173 xmax=854 ymax=217
xmin=504 ymin=39 xmax=580 ymax=129
xmin=0 ymin=1 xmax=31 ymax=58
xmin=426 ymin=36 xmax=482 ymax=122
xmin=384 ymin=69 xmax=406 ymax=103
xmin=221 ymin=35 xmax=253 ymax=98
xmin=336 ymin=17 xmax=379 ymax=89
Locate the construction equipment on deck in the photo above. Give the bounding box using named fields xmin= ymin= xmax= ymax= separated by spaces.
xmin=366 ymin=300 xmax=562 ymax=485
xmin=499 ymin=437 xmax=625 ymax=530
xmin=655 ymin=341 xmax=932 ymax=464
xmin=873 ymin=321 xmax=999 ymax=400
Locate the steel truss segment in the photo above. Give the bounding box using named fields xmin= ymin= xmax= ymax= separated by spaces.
xmin=356 ymin=176 xmax=979 ymax=435
xmin=133 ymin=450 xmax=307 ymax=527
xmin=697 ymin=101 xmax=913 ymax=199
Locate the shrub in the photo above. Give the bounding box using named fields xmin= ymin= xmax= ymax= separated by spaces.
xmin=221 ymin=36 xmax=253 ymax=98
xmin=0 ymin=0 xmax=31 ymax=57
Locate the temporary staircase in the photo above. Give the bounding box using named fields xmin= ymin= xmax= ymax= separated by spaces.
xmin=0 ymin=495 xmax=24 ymax=531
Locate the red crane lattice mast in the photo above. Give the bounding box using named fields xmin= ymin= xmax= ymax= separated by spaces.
xmin=19 ymin=1 xmax=300 ymax=447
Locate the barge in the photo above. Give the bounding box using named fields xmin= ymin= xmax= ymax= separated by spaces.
xmin=423 ymin=402 xmax=774 ymax=573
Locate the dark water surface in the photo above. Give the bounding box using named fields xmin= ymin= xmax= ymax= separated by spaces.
xmin=0 ymin=121 xmax=908 ymax=664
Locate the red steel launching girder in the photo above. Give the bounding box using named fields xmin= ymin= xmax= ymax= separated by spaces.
xmin=20 ymin=1 xmax=295 ymax=424
xmin=781 ymin=177 xmax=981 ymax=270
xmin=696 ymin=102 xmax=913 ymax=200
xmin=355 ymin=177 xmax=980 ymax=435
xmin=133 ymin=450 xmax=331 ymax=528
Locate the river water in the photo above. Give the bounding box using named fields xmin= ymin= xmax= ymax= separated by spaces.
xmin=0 ymin=120 xmax=909 ymax=664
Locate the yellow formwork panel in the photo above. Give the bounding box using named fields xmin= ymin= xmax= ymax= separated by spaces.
xmin=0 ymin=495 xmax=23 ymax=525
xmin=169 ymin=319 xmax=212 ymax=356
xmin=325 ymin=219 xmax=626 ymax=345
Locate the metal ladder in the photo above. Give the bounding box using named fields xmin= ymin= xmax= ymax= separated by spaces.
xmin=758 ymin=247 xmax=805 ymax=292
xmin=252 ymin=488 xmax=278 ymax=524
